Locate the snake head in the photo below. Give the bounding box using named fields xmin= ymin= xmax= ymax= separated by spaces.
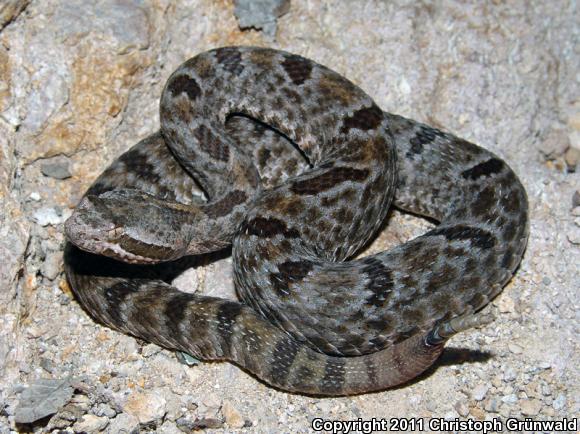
xmin=65 ymin=189 xmax=191 ymax=264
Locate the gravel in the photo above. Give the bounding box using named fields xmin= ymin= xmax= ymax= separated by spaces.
xmin=0 ymin=0 xmax=578 ymax=431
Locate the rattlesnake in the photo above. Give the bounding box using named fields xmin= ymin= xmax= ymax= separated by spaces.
xmin=64 ymin=46 xmax=529 ymax=395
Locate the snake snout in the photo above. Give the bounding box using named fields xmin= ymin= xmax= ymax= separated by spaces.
xmin=64 ymin=195 xmax=118 ymax=250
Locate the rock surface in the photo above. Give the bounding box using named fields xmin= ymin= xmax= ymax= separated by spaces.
xmin=0 ymin=0 xmax=578 ymax=431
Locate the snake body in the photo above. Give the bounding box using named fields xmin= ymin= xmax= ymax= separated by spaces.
xmin=64 ymin=47 xmax=529 ymax=395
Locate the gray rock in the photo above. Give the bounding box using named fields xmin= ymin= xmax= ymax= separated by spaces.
xmin=14 ymin=378 xmax=74 ymax=424
xmin=40 ymin=250 xmax=62 ymax=280
xmin=40 ymin=157 xmax=71 ymax=179
xmin=53 ymin=0 xmax=150 ymax=53
xmin=234 ymin=0 xmax=291 ymax=38
xmin=106 ymin=413 xmax=139 ymax=434
xmin=95 ymin=403 xmax=117 ymax=419
xmin=0 ymin=1 xmax=578 ymax=429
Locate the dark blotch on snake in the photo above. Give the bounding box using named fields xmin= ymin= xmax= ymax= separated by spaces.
xmin=168 ymin=74 xmax=202 ymax=100
xmin=215 ymin=47 xmax=244 ymax=75
xmin=320 ymin=359 xmax=346 ymax=394
xmin=461 ymin=158 xmax=505 ymax=180
xmin=361 ymin=257 xmax=394 ymax=307
xmin=270 ymin=337 xmax=300 ymax=386
xmin=242 ymin=216 xmax=300 ymax=239
xmin=164 ymin=292 xmax=192 ymax=346
xmin=290 ymin=167 xmax=370 ymax=195
xmin=430 ymin=225 xmax=496 ymax=250
xmin=408 ymin=125 xmax=444 ymax=156
xmin=104 ymin=281 xmax=141 ymax=329
xmin=281 ymin=54 xmax=313 ymax=85
xmin=216 ymin=301 xmax=242 ymax=350
xmin=193 ymin=124 xmax=230 ymax=162
xmin=204 ymin=190 xmax=248 ymax=218
xmin=340 ymin=104 xmax=383 ymax=134
xmin=270 ymin=260 xmax=315 ymax=297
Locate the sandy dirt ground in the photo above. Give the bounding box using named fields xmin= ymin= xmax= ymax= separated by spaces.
xmin=0 ymin=0 xmax=578 ymax=432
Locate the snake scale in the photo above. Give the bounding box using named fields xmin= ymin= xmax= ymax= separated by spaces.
xmin=64 ymin=47 xmax=529 ymax=395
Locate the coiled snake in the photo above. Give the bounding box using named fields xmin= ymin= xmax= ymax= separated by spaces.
xmin=64 ymin=47 xmax=529 ymax=395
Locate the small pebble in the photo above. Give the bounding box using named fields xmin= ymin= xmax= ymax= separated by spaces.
xmin=502 ymin=394 xmax=518 ymax=405
xmin=107 ymin=413 xmax=139 ymax=433
xmin=573 ymin=192 xmax=580 ymax=208
xmin=498 ymin=404 xmax=511 ymax=418
xmin=508 ymin=342 xmax=523 ymax=354
xmin=470 ymin=406 xmax=485 ymax=420
xmin=29 ymin=192 xmax=41 ymax=201
xmin=564 ymin=147 xmax=580 ymax=171
xmin=40 ymin=251 xmax=62 ymax=280
xmin=471 ymin=384 xmax=489 ymax=401
xmin=123 ymin=391 xmax=167 ymax=424
xmin=520 ymin=398 xmax=542 ymax=416
xmin=32 ymin=207 xmax=71 ymax=226
xmin=454 ymin=401 xmax=469 ymax=417
xmin=540 ymin=126 xmax=569 ymax=159
xmin=141 ymin=344 xmax=162 ymax=358
xmin=544 ymin=406 xmax=555 ymax=416
xmin=553 ymin=393 xmax=566 ymax=410
xmin=222 ymin=401 xmax=245 ymax=429
xmin=503 ymin=367 xmax=517 ymax=382
xmin=443 ymin=411 xmax=456 ymax=420
xmin=95 ymin=403 xmax=117 ymax=418
xmin=484 ymin=397 xmax=500 ymax=413
xmin=39 ymin=357 xmax=55 ymax=373
xmin=567 ymin=228 xmax=580 ymax=244
xmin=72 ymin=414 xmax=109 ymax=433
xmin=497 ymin=294 xmax=516 ymax=313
